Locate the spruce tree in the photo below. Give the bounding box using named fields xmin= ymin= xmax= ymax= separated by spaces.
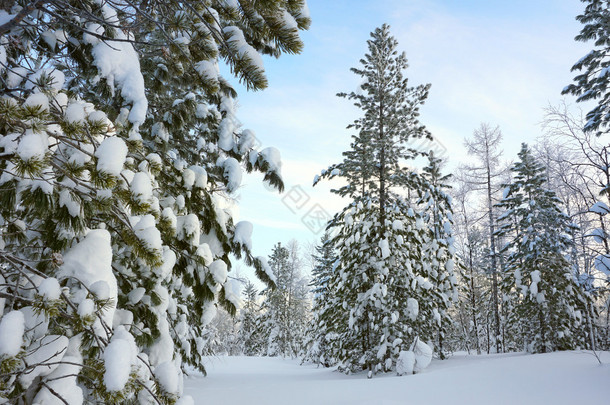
xmin=419 ymin=152 xmax=458 ymax=359
xmin=259 ymin=242 xmax=309 ymax=358
xmin=0 ymin=1 xmax=309 ymax=402
xmin=563 ymin=0 xmax=610 ymax=136
xmin=496 ymin=144 xmax=595 ymax=353
xmin=237 ymin=280 xmax=265 ymax=356
xmin=302 ymin=232 xmax=337 ymax=366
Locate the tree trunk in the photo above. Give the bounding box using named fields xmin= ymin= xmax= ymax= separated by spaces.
xmin=486 ymin=158 xmax=501 ymax=353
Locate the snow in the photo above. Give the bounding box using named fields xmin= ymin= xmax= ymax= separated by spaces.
xmin=78 ymin=298 xmax=95 ymax=317
xmin=260 ymin=147 xmax=282 ymax=174
xmin=589 ymin=201 xmax=609 ymax=215
xmin=38 ymin=277 xmax=61 ymax=300
xmin=412 ymin=339 xmax=433 ymax=373
xmin=177 ymin=214 xmax=201 ymax=246
xmin=379 ymin=238 xmax=390 ymax=259
xmin=189 ymin=165 xmax=208 ymax=188
xmin=131 ymin=172 xmax=153 ymax=203
xmin=258 ymin=256 xmax=277 ymax=283
xmin=104 ymin=332 xmax=134 ymax=391
xmin=24 ymin=92 xmax=49 ymax=112
xmin=406 ymin=298 xmax=419 ymax=321
xmin=59 ymin=188 xmax=81 ymax=217
xmin=195 ymin=59 xmax=219 ymax=86
xmin=184 ymin=352 xmax=610 ymax=405
xmin=26 ymin=68 xmax=65 ymax=92
xmin=281 ymin=10 xmax=298 ymax=31
xmin=20 ymin=335 xmax=69 ymax=388
xmin=128 ymin=287 xmax=146 ymax=304
xmin=154 ymin=361 xmax=180 ymax=394
xmin=209 ymin=260 xmax=228 ymax=285
xmin=0 ymin=44 xmax=5 ymax=74
xmin=17 ymin=132 xmax=48 ymax=161
xmin=233 ymin=221 xmax=253 ymax=250
xmin=396 ymin=350 xmax=415 ymax=375
xmin=65 ymin=102 xmax=86 ymax=123
xmin=0 ymin=310 xmax=25 ymax=357
xmin=86 ymin=15 xmax=148 ymax=127
xmin=223 ymin=26 xmax=265 ymax=72
xmin=223 ymin=279 xmax=241 ymax=308
xmin=589 ymin=228 xmax=607 ymax=244
xmin=530 ymin=270 xmax=541 ymax=296
xmin=95 ymin=136 xmax=128 ymax=176
xmin=595 ymin=254 xmax=610 ymax=276
xmin=223 ymin=157 xmax=242 ymax=193
xmin=58 ymin=229 xmax=117 ymax=329
xmin=133 ymin=214 xmax=162 ymax=253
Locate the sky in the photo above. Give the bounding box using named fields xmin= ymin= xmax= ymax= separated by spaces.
xmin=226 ymin=0 xmax=593 ymax=278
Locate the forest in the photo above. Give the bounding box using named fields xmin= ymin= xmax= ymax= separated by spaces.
xmin=0 ymin=0 xmax=609 ymax=404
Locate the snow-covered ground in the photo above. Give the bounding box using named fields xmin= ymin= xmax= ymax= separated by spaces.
xmin=185 ymin=351 xmax=610 ymax=404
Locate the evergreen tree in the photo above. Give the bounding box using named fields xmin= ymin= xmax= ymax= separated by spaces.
xmin=313 ymin=25 xmax=450 ymax=377
xmin=0 ymin=1 xmax=310 ymax=402
xmin=496 ymin=144 xmax=595 ymax=353
xmin=259 ymin=241 xmax=309 ymax=358
xmin=419 ymin=152 xmax=458 ymax=359
xmin=302 ymin=232 xmax=337 ymax=366
xmin=238 ymin=280 xmax=265 ymax=356
xmin=563 ymin=0 xmax=610 ymax=136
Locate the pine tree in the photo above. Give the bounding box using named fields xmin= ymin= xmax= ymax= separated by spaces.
xmin=562 ymin=0 xmax=610 ymax=136
xmin=0 ymin=1 xmax=309 ymax=402
xmin=496 ymin=144 xmax=595 ymax=353
xmin=312 ymin=24 xmax=450 ymax=377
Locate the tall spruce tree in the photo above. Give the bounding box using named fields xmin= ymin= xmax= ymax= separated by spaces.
xmin=0 ymin=1 xmax=310 ymax=402
xmin=312 ymin=24 xmax=452 ymax=377
xmin=562 ymin=0 xmax=610 ymax=136
xmin=496 ymin=144 xmax=595 ymax=353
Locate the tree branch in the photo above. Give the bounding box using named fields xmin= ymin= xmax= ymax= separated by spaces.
xmin=0 ymin=0 xmax=46 ymax=36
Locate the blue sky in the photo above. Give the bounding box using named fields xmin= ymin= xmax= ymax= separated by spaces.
xmin=227 ymin=0 xmax=592 ymax=275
